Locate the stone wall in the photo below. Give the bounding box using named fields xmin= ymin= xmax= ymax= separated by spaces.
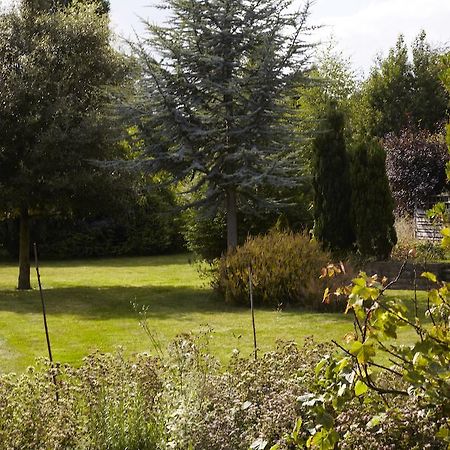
xmin=363 ymin=261 xmax=450 ymax=290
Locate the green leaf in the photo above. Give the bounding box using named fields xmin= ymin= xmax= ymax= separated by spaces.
xmin=349 ymin=341 xmax=363 ymax=355
xmin=436 ymin=425 xmax=450 ymax=440
xmin=354 ymin=380 xmax=368 ymax=396
xmin=412 ymin=352 xmax=429 ymax=369
xmin=358 ymin=344 xmax=376 ymax=364
xmin=442 ymin=236 xmax=450 ymax=249
xmin=335 ymin=356 xmax=352 ymax=373
xmin=316 ymin=410 xmax=334 ymax=429
xmin=349 ymin=341 xmax=375 ymax=364
xmin=421 ymin=272 xmax=437 ymax=283
xmin=428 ymin=289 xmax=442 ymax=305
xmin=315 ymin=358 xmax=327 ymax=376
xmin=307 ymin=428 xmax=339 ymax=450
xmin=292 ymin=418 xmax=303 ymax=440
xmin=352 ymin=277 xmax=366 ymax=287
xmin=366 ymin=413 xmax=386 ymax=429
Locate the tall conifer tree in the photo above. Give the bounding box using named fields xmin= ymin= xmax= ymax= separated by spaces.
xmin=350 ymin=139 xmax=397 ymax=259
xmin=312 ymin=102 xmax=354 ymax=253
xmin=133 ymin=0 xmax=313 ymax=251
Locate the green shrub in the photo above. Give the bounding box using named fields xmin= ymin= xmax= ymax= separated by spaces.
xmin=0 ymin=188 xmax=184 ymax=260
xmin=162 ymin=337 xmax=330 ymax=450
xmin=182 ymin=208 xmax=228 ymax=261
xmin=392 ymin=240 xmax=446 ymax=261
xmin=211 ymin=230 xmax=336 ymax=310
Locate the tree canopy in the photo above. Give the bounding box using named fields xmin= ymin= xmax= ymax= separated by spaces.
xmin=0 ymin=0 xmax=128 ymax=288
xmin=359 ymin=32 xmax=448 ymax=137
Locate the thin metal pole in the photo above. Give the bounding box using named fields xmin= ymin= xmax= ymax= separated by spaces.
xmin=249 ymin=265 xmax=257 ymax=360
xmin=34 ymin=243 xmax=58 ymax=401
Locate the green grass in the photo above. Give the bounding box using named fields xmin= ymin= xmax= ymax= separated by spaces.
xmin=0 ymin=254 xmax=427 ymax=374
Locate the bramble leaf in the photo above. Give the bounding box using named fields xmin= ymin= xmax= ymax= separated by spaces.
xmin=354 ymin=380 xmax=368 ymax=396
xmin=421 ymin=272 xmax=437 ymax=283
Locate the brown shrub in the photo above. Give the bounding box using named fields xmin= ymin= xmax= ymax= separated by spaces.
xmin=211 ymin=230 xmax=343 ymax=310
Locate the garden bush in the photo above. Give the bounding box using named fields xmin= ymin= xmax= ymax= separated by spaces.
xmin=160 ymin=336 xmax=330 ymax=450
xmin=0 ymin=352 xmax=164 ymax=450
xmin=211 ymin=230 xmax=340 ymax=310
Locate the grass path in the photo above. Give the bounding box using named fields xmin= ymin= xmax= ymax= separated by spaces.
xmin=0 ymin=254 xmax=423 ymax=373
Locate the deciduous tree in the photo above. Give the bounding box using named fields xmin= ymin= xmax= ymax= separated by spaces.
xmin=0 ymin=0 xmax=128 ymax=289
xmin=359 ymin=32 xmax=448 ymax=137
xmin=384 ymin=128 xmax=448 ymax=216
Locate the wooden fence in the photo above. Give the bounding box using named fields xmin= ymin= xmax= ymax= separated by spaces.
xmin=414 ymin=194 xmax=450 ymax=242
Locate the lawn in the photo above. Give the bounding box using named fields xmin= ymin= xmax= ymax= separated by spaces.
xmin=0 ymin=254 xmax=425 ymax=373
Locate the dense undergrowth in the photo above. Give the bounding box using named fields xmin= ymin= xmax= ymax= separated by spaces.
xmin=0 ymin=334 xmax=446 ymax=450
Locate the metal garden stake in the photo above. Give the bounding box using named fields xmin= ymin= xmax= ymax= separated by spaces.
xmin=34 ymin=242 xmax=59 ymax=401
xmin=248 ymin=264 xmax=258 ymax=360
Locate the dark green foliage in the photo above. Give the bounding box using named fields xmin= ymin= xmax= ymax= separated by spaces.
xmin=0 ymin=189 xmax=184 ymax=259
xmin=442 ymin=53 xmax=450 ymax=152
xmin=183 ymin=187 xmax=314 ymax=261
xmin=294 ymin=42 xmax=358 ymax=170
xmin=411 ymin=32 xmax=449 ymax=131
xmin=132 ymin=0 xmax=313 ymax=250
xmin=23 ymin=0 xmax=109 ymax=14
xmin=211 ymin=230 xmax=334 ymax=310
xmin=359 ymin=32 xmax=448 ymax=137
xmin=182 ymin=209 xmax=228 ymax=262
xmin=362 ymin=35 xmax=413 ymax=137
xmin=0 ymin=1 xmax=127 ymax=215
xmin=0 ymin=1 xmax=129 ymax=287
xmin=313 ymin=103 xmax=355 ymax=254
xmin=350 ymin=139 xmax=397 ymax=259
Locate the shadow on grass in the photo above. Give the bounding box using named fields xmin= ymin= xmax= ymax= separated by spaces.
xmin=0 ymin=285 xmax=355 ymax=322
xmin=37 ymin=254 xmax=194 ymax=269
xmin=0 ymin=254 xmax=194 ymax=270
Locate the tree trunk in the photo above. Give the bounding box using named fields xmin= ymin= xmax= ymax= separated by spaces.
xmin=226 ymin=188 xmax=238 ymax=251
xmin=17 ymin=208 xmax=31 ymax=290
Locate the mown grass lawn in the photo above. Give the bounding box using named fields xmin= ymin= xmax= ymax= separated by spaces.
xmin=0 ymin=254 xmax=426 ymax=373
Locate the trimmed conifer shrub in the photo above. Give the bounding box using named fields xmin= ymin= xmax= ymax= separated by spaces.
xmin=312 ymin=102 xmax=355 ymax=255
xmin=350 ymin=138 xmax=397 ymax=259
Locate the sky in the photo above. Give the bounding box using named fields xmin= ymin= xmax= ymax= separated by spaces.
xmin=1 ymin=0 xmax=449 ymax=75
xmin=107 ymin=0 xmax=450 ymax=76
